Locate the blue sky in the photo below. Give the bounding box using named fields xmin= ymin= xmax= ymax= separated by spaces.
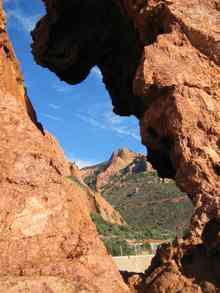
xmin=4 ymin=0 xmax=145 ymax=167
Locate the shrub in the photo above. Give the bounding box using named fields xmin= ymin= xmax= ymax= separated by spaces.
xmin=103 ymin=239 xmax=135 ymax=256
xmin=91 ymin=212 xmax=153 ymax=240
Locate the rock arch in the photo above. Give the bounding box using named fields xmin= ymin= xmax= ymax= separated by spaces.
xmin=32 ymin=0 xmax=220 ymax=291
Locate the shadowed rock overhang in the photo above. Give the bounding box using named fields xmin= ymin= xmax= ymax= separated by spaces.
xmin=32 ymin=0 xmax=143 ymax=117
xmin=32 ymin=0 xmax=220 ymax=291
xmin=31 ymin=0 xmax=181 ymax=179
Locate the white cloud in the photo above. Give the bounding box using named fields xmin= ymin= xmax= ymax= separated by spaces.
xmin=67 ymin=153 xmax=99 ymax=168
xmin=112 ymin=126 xmax=140 ymax=140
xmin=7 ymin=10 xmax=40 ymax=33
xmin=5 ymin=1 xmax=41 ymax=33
xmin=74 ymin=159 xmax=97 ymax=168
xmin=103 ymin=111 xmax=124 ymax=126
xmin=74 ymin=110 xmax=140 ymax=141
xmin=41 ymin=113 xmax=62 ymax=122
xmin=52 ymin=83 xmax=72 ymax=93
xmin=75 ymin=113 xmax=106 ymax=130
xmin=49 ymin=103 xmax=61 ymax=110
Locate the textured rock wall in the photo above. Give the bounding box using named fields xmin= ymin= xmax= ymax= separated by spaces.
xmin=0 ymin=1 xmax=129 ymax=292
xmin=32 ymin=0 xmax=220 ymax=291
xmin=68 ymin=162 xmax=126 ymax=225
xmin=133 ymin=2 xmax=220 ymax=291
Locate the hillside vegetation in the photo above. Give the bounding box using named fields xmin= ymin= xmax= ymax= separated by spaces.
xmin=83 ymin=149 xmax=194 ymax=240
xmin=91 ymin=212 xmax=152 ymax=256
xmin=102 ymin=170 xmax=193 ymax=237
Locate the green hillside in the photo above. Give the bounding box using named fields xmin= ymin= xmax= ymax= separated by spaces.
xmin=83 ymin=149 xmax=194 ymax=241
xmin=101 ymin=170 xmax=193 ymax=238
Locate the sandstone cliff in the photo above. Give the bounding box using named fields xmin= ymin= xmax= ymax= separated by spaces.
xmin=81 ymin=148 xmax=152 ymax=190
xmin=32 ymin=0 xmax=220 ymax=291
xmin=67 ymin=173 xmax=126 ymax=226
xmin=0 ymin=2 xmax=129 ymax=292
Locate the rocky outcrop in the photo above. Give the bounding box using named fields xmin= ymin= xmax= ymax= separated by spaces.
xmin=0 ymin=2 xmax=129 ymax=292
xmin=135 ymin=1 xmax=220 ymax=290
xmin=94 ymin=192 xmax=126 ymax=225
xmin=69 ymin=162 xmax=83 ymax=181
xmin=67 ymin=174 xmax=126 ymax=226
xmin=32 ymin=0 xmax=220 ymax=291
xmin=0 ymin=276 xmax=105 ymax=292
xmin=82 ymin=148 xmax=152 ymax=190
xmin=93 ymin=148 xmax=137 ymax=189
xmin=0 ymin=3 xmax=39 ymax=127
xmin=68 ymin=161 xmax=126 ymax=225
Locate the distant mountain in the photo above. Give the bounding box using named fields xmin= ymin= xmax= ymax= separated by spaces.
xmin=80 ymin=148 xmax=194 ymax=237
xmin=81 ymin=148 xmax=153 ymax=190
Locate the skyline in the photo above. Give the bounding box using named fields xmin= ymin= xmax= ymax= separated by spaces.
xmin=4 ymin=0 xmax=146 ymax=167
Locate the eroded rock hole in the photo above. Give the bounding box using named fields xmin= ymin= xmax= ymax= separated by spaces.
xmin=213 ymin=163 xmax=220 ymax=176
xmin=144 ymin=127 xmax=176 ymax=179
xmin=143 ymin=4 xmax=170 ymax=45
xmin=202 ymin=218 xmax=220 ymax=248
xmin=31 ymin=0 xmax=193 ymax=274
xmin=181 ymin=218 xmax=220 ymax=288
xmin=216 ymin=138 xmax=220 ymax=149
xmin=32 ymin=0 xmax=143 ymax=117
xmin=3 ymin=45 xmax=10 ymax=56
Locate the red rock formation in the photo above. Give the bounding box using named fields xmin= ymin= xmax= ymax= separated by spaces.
xmin=134 ymin=2 xmax=220 ymax=290
xmin=94 ymin=192 xmax=127 ymax=225
xmin=69 ymin=162 xmax=82 ymax=179
xmin=32 ymin=0 xmax=220 ymax=291
xmin=0 ymin=4 xmax=39 ymax=127
xmin=87 ymin=148 xmax=137 ymax=189
xmin=69 ymin=161 xmax=126 ymax=225
xmin=67 ymin=173 xmax=126 ymax=225
xmin=82 ymin=148 xmax=151 ymax=190
xmin=0 ymin=2 xmax=130 ymax=292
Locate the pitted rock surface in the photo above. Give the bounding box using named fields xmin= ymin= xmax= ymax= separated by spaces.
xmin=32 ymin=0 xmax=220 ymax=291
xmin=0 ymin=1 xmax=130 ymax=292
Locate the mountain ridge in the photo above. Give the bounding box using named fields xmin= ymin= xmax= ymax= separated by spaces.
xmin=77 ymin=148 xmax=193 ymax=237
xmin=81 ymin=148 xmax=153 ymax=190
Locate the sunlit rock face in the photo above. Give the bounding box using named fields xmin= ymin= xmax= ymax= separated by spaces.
xmin=32 ymin=0 xmax=220 ymax=291
xmin=0 ymin=1 xmax=130 ymax=292
xmin=0 ymin=3 xmax=39 ymax=127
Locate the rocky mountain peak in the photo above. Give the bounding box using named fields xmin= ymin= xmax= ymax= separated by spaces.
xmin=81 ymin=148 xmax=153 ymax=190
xmin=111 ymin=148 xmax=136 ymax=160
xmin=108 ymin=148 xmax=139 ymax=173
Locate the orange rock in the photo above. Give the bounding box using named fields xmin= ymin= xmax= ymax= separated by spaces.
xmin=31 ymin=0 xmax=220 ymax=291
xmin=0 ymin=1 xmax=129 ymax=291
xmin=81 ymin=148 xmax=151 ymax=190
xmin=94 ymin=192 xmax=126 ymax=225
